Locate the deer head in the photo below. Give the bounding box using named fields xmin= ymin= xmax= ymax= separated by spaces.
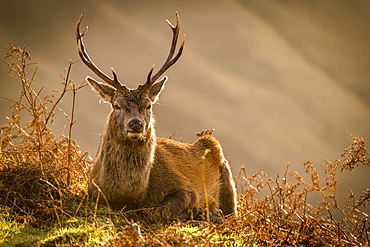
xmin=76 ymin=11 xmax=185 ymax=141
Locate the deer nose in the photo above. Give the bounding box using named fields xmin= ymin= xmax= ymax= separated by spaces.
xmin=128 ymin=119 xmax=143 ymax=132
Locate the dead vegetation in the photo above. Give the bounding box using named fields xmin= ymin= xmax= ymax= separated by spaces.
xmin=235 ymin=147 xmax=369 ymax=246
xmin=0 ymin=44 xmax=88 ymax=225
xmin=0 ymin=44 xmax=369 ymax=246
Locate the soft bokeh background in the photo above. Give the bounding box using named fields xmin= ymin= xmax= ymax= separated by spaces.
xmin=1 ymin=0 xmax=369 ymax=201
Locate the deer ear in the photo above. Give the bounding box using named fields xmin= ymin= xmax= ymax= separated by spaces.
xmin=86 ymin=76 xmax=116 ymax=103
xmin=149 ymin=76 xmax=167 ymax=102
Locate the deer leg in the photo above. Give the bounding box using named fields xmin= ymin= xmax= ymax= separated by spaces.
xmin=161 ymin=189 xmax=198 ymax=220
xmin=177 ymin=208 xmax=202 ymax=220
xmin=178 ymin=208 xmax=223 ymax=223
xmin=218 ymin=160 xmax=237 ymax=216
xmin=88 ymin=178 xmax=99 ymax=199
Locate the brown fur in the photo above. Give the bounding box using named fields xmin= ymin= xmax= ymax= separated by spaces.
xmin=87 ymin=84 xmax=237 ymax=219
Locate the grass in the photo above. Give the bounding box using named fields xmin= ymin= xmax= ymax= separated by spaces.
xmin=0 ymin=44 xmax=369 ymax=246
xmin=0 ymin=207 xmax=116 ymax=246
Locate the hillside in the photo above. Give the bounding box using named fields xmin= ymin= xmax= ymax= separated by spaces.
xmin=0 ymin=0 xmax=369 ymax=192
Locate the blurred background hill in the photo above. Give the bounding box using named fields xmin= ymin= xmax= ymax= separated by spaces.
xmin=1 ymin=0 xmax=369 ymax=198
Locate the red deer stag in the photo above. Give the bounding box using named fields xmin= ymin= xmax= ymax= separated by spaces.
xmin=76 ymin=11 xmax=237 ymax=220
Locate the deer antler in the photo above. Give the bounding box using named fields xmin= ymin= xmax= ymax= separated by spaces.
xmin=145 ymin=12 xmax=186 ymax=87
xmin=76 ymin=10 xmax=122 ymax=89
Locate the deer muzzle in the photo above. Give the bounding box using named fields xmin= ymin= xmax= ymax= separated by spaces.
xmin=127 ymin=118 xmax=144 ymax=139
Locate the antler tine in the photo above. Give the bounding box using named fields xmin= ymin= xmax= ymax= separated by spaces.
xmin=146 ymin=12 xmax=186 ymax=86
xmin=76 ymin=10 xmax=122 ymax=89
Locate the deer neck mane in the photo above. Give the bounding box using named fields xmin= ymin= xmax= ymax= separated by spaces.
xmin=102 ymin=124 xmax=156 ymax=167
xmin=98 ymin=120 xmax=156 ymax=201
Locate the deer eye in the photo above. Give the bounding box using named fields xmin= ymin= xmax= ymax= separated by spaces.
xmin=113 ymin=103 xmax=121 ymax=110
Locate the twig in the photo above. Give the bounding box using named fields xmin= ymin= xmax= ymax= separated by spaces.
xmin=42 ymin=61 xmax=73 ymax=130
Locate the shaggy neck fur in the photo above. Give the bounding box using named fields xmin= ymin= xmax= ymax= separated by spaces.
xmin=98 ymin=111 xmax=156 ymax=204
